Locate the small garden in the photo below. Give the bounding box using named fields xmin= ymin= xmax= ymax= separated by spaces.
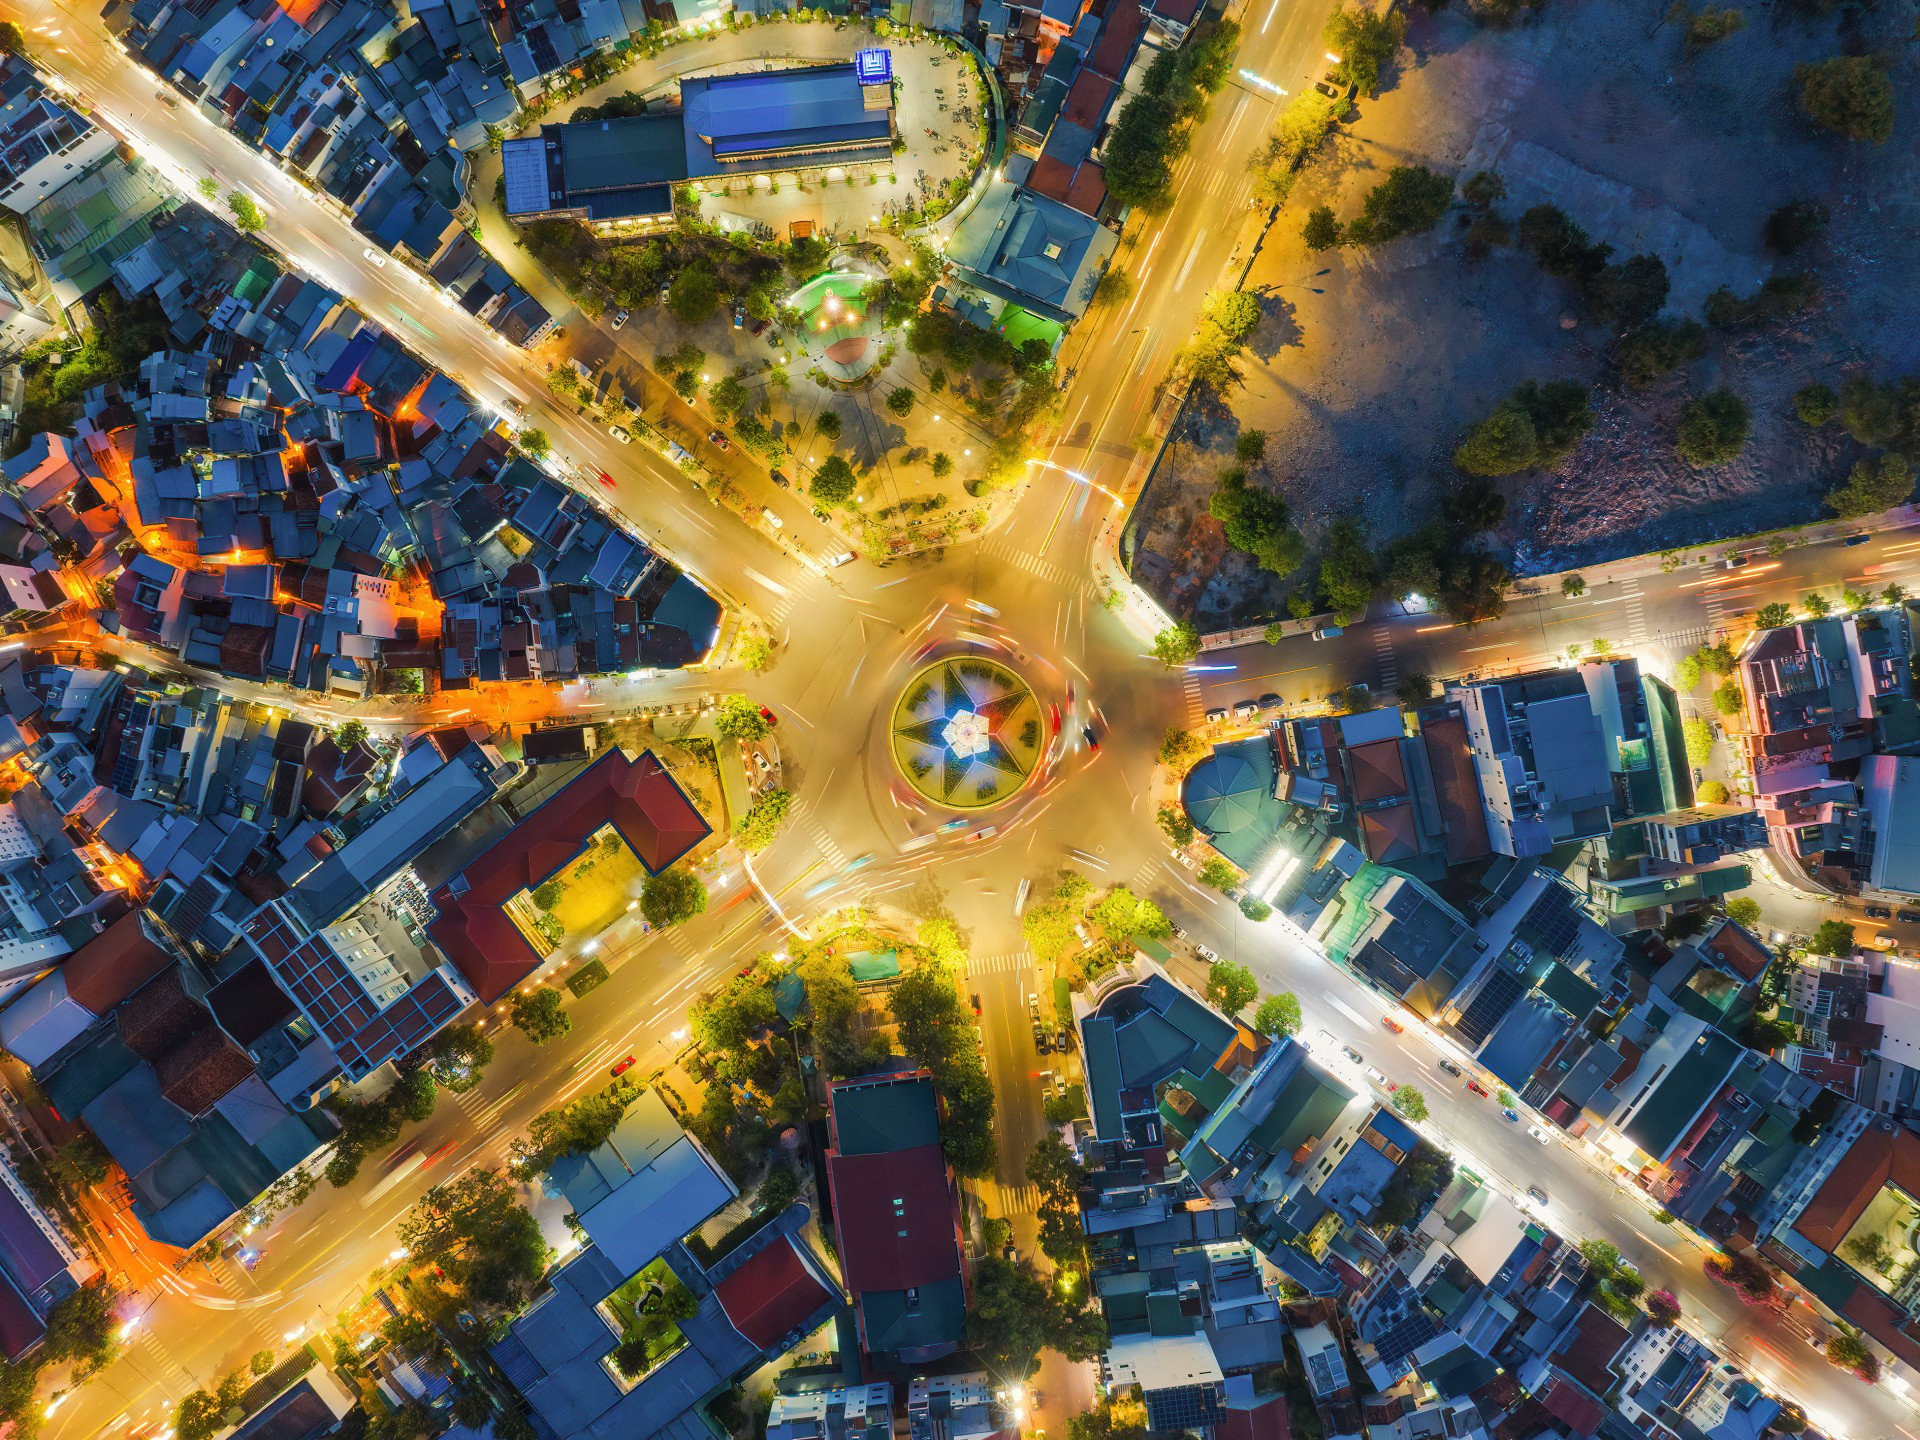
xmin=602 ymin=1257 xmax=698 ymax=1381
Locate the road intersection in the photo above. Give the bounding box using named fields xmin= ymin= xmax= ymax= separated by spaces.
xmin=9 ymin=2 xmax=1920 ymax=1438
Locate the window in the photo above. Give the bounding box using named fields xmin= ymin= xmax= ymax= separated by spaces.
xmin=1042 ymin=242 xmax=1062 ymax=260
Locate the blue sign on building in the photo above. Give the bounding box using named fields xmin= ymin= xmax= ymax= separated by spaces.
xmin=855 ymin=48 xmax=893 ymax=86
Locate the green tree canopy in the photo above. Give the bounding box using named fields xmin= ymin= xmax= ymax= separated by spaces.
xmin=398 ymin=1169 xmax=552 ymax=1312
xmin=641 ymin=867 xmax=708 ymax=927
xmin=714 ymin=693 xmax=770 ymax=741
xmin=1319 ymin=517 xmax=1378 ymax=621
xmin=885 ymin=386 xmax=915 ymax=417
xmin=1205 ymin=961 xmax=1257 ymax=1015
xmin=1811 ymin=919 xmax=1855 ymax=957
xmin=667 ymin=262 xmax=722 ymax=325
xmin=509 ymin=987 xmax=570 ymax=1045
xmin=1089 ymin=886 xmax=1172 ymax=941
xmin=1323 ymin=4 xmax=1406 ymax=96
xmin=1345 ymin=165 xmax=1454 ymax=244
xmin=692 ymin=973 xmax=779 ymax=1055
xmin=1253 ymin=992 xmax=1302 ymax=1037
xmin=426 ymin=1023 xmax=494 ymax=1093
xmin=1393 ymin=1086 xmax=1429 ymax=1122
xmin=733 ymin=788 xmax=793 ymax=852
xmin=1209 ymin=469 xmax=1305 ymax=575
xmin=1619 ymin=320 xmax=1707 ymax=388
xmin=1796 ymin=56 xmax=1895 ymax=144
xmin=1826 ymin=453 xmax=1913 ymax=519
xmin=812 ymin=454 xmax=858 ymax=507
xmin=965 ymin=1255 xmax=1108 ymax=1374
xmin=226 ymin=191 xmax=266 ymax=232
xmin=1676 ymin=389 xmax=1751 ymax=466
xmin=1152 ymin=621 xmax=1202 ymax=667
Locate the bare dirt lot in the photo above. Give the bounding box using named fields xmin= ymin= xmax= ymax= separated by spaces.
xmin=1132 ymin=0 xmax=1920 ymax=626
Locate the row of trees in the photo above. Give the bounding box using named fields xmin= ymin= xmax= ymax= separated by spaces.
xmin=888 ymin=926 xmax=997 ymax=1177
xmin=1104 ymin=20 xmax=1242 ymax=211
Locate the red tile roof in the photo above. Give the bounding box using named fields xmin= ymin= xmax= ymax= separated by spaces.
xmin=0 ymin=1271 xmax=42 ymax=1360
xmin=1419 ymin=712 xmax=1489 ymax=865
xmin=827 ymin=1145 xmax=962 ymax=1293
xmin=1700 ymin=918 xmax=1770 ymax=982
xmin=1794 ymin=1122 xmax=1920 ymax=1253
xmin=428 ymin=750 xmax=710 ymax=1003
xmin=1086 ymin=0 xmax=1145 ymax=79
xmin=1061 ymin=71 xmax=1113 ymax=130
xmin=64 ymin=912 xmax=172 ymax=1016
xmin=1027 ymin=156 xmax=1108 ymax=217
xmin=1547 ymin=1304 xmax=1629 ymax=1394
xmin=1347 ymin=738 xmax=1408 ymax=803
xmin=1219 ymin=1396 xmax=1291 ymax=1440
xmin=713 ymin=1234 xmax=833 ymax=1350
xmin=1538 ymin=1375 xmax=1606 ymax=1436
xmin=1358 ymin=802 xmax=1419 ymax=863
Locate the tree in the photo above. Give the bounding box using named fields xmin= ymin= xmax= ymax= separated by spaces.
xmin=1319 ymin=517 xmax=1378 ymax=621
xmin=1837 ymin=375 xmax=1905 ymax=446
xmin=1845 ymin=1230 xmax=1892 ymax=1272
xmin=514 ymin=1087 xmax=636 ymax=1177
xmin=1203 ymin=290 xmax=1262 ymax=344
xmin=1198 ymin=857 xmax=1237 ymax=890
xmin=1676 ymin=389 xmax=1750 ymax=466
xmin=0 ymin=21 xmax=26 ymax=53
xmin=1517 ymin=205 xmax=1610 ymax=280
xmin=1583 ymin=254 xmax=1669 ymax=330
xmin=1684 ymin=4 xmax=1744 ymax=44
xmin=1394 ymin=673 xmax=1435 ymax=707
xmin=393 ymin=1070 xmax=436 ymax=1124
xmin=176 ymin=1390 xmax=225 ymax=1440
xmin=1205 ymin=961 xmax=1257 ymax=1015
xmin=1796 ymin=383 xmax=1837 ymax=426
xmin=1254 ymin=992 xmax=1302 ymax=1037
xmin=667 ymin=263 xmax=722 ymax=325
xmin=965 ymin=1256 xmax=1106 ymax=1374
xmin=885 ymin=386 xmax=915 ymax=417
xmin=41 ymin=1284 xmax=117 ymax=1375
xmin=1683 ymin=717 xmax=1715 ymax=767
xmin=1696 ymin=780 xmax=1731 ymax=804
xmin=1725 ymin=895 xmax=1761 ymax=929
xmin=197 ymin=175 xmax=220 ymax=200
xmin=509 ymin=987 xmax=570 ymax=1045
xmin=733 ymin=789 xmax=793 ymax=853
xmin=251 ymin=1348 xmax=276 ymax=1376
xmin=1755 ymin=601 xmax=1793 ymax=629
xmin=1619 ymin=320 xmax=1708 ymax=388
xmin=517 ymin=426 xmax=551 ymax=459
xmin=1826 ymin=454 xmax=1913 ymax=519
xmin=1454 ymin=401 xmax=1538 ymax=476
xmin=1157 ymin=806 xmax=1196 ymax=846
xmin=930 ymin=451 xmax=953 ymax=478
xmin=398 ymin=1169 xmax=552 ymax=1311
xmin=889 ymin=964 xmax=969 ymax=1074
xmin=531 ymin=879 xmax=563 ymax=910
xmin=226 ymin=191 xmax=266 ymax=232
xmin=714 ymin=693 xmax=770 ymax=741
xmin=1345 ymin=165 xmax=1454 ymax=244
xmin=1027 ymin=1135 xmax=1088 ymax=1265
xmin=1091 ymin=886 xmax=1172 ymax=941
xmin=1449 ymin=380 xmax=1592 ymax=476
xmin=1712 ymin=679 xmax=1743 ymax=716
xmin=1159 ymin=727 xmax=1207 ymax=770
xmin=426 ymin=1024 xmax=494 ymax=1093
xmin=1235 ymin=430 xmax=1268 ymax=463
xmin=1645 ymin=1289 xmax=1682 ymax=1328
xmin=1393 ymin=1086 xmax=1429 ymax=1123
xmin=1210 ymin=469 xmax=1305 ymax=575
xmin=1089 ymin=268 xmax=1134 ymax=310
xmin=1766 ymin=200 xmax=1830 ymax=256
xmin=708 ymin=375 xmax=750 ymax=421
xmin=1302 ymin=206 xmax=1343 ymax=250
xmin=1796 ymin=56 xmax=1895 ymax=144
xmin=1812 ymin=919 xmax=1855 ymax=957
xmin=814 ymin=410 xmax=843 ymax=440
xmin=799 ymin=952 xmax=882 ymax=1078
xmin=692 ymin=973 xmax=779 ymax=1056
xmin=1323 ymin=4 xmax=1407 ymax=97
xmin=811 ymin=454 xmax=858 ymax=507
xmin=1826 ymin=1331 xmax=1879 ymax=1381
xmin=641 ymin=868 xmax=708 ymax=927
xmin=1152 ymin=621 xmax=1202 ymax=667
xmin=1804 ymin=591 xmax=1832 ymax=618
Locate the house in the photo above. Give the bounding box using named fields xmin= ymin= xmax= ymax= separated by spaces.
xmin=825 ymin=1070 xmax=968 ymax=1362
xmin=1448 ymin=670 xmax=1616 ymax=859
xmin=1076 ymin=968 xmax=1249 ymax=1162
xmin=941 ymin=177 xmax=1118 ymax=341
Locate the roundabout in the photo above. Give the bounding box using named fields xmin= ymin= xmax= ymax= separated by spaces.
xmin=889 ymin=654 xmax=1045 ymax=811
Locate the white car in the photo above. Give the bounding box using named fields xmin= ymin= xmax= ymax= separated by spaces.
xmin=1526 ymin=1124 xmax=1551 ymax=1145
xmin=1205 ymin=707 xmax=1228 ymax=724
xmin=361 ymin=246 xmax=389 ymax=268
xmin=1195 ymin=944 xmax=1220 ymax=964
xmin=1233 ymin=701 xmax=1259 ymax=720
xmin=607 ymin=424 xmax=632 ymax=444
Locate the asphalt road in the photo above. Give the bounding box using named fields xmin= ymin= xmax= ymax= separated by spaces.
xmin=8 ymin=3 xmax=1913 ymax=1439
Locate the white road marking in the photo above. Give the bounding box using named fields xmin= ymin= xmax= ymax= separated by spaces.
xmin=742 ymin=566 xmax=791 ymax=596
xmin=1171 ymin=230 xmax=1210 ymax=292
xmin=1330 ymin=995 xmax=1369 ymax=1027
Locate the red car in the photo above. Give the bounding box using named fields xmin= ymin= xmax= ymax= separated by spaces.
xmin=611 ymin=1055 xmax=636 ymax=1077
xmin=1049 ymin=702 xmax=1061 ymax=735
xmin=1381 ymin=1016 xmax=1405 ymax=1034
xmin=594 ymin=468 xmax=616 ymax=490
xmin=758 ymin=704 xmax=777 ymax=726
xmin=1466 ymin=1079 xmax=1490 ymax=1098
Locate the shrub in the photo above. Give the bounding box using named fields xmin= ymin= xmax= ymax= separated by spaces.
xmin=885 ymin=386 xmax=915 ymax=417
xmin=1826 ymin=454 xmax=1913 ymax=519
xmin=1517 ymin=204 xmax=1609 ymax=279
xmin=1676 ymin=390 xmax=1750 ymax=466
xmin=1704 ymin=272 xmax=1819 ymax=328
xmin=1560 ymin=575 xmax=1587 ymax=597
xmin=1583 ymin=254 xmax=1669 ymax=330
xmin=1454 ymin=402 xmax=1538 ymax=476
xmin=1755 ymin=601 xmax=1793 ymax=628
xmin=1619 ymin=320 xmax=1707 ymax=388
xmin=1683 ymin=717 xmax=1715 ymax=767
xmin=1684 ymin=4 xmax=1744 ymax=45
xmin=1794 ymin=382 xmax=1836 ymax=426
xmin=1345 ymin=165 xmax=1455 ymax=244
xmin=1712 ymin=679 xmax=1743 ymax=716
xmin=1454 ymin=380 xmax=1591 ymax=474
xmin=1765 ymin=200 xmax=1829 ymax=255
xmin=566 ymin=960 xmax=610 ymax=997
xmin=1796 ymin=56 xmax=1895 ymax=144
xmin=1323 ymin=5 xmax=1407 ymax=96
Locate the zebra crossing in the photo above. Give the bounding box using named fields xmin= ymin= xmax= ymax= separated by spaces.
xmin=980 ymin=538 xmax=1091 ymax=594
xmin=997 ymin=1182 xmax=1041 ymax=1216
xmin=968 ymin=951 xmax=1031 ymax=978
xmin=1619 ymin=582 xmax=1650 ymax=646
xmin=1371 ymin=626 xmax=1398 ymax=690
xmin=128 ymin=1328 xmax=195 ymax=1391
xmin=803 ymin=814 xmax=847 ymax=870
xmin=1180 ymin=671 xmax=1205 ymax=723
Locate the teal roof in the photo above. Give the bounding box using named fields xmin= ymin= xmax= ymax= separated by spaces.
xmin=1083 ymin=1016 xmax=1125 ymax=1140
xmin=831 ymin=1073 xmax=941 ymax=1155
xmin=856 ymin=1274 xmax=966 ymax=1352
xmin=1623 ymin=1029 xmax=1743 ymax=1160
xmin=1182 ymin=740 xmax=1284 ymax=870
xmin=1539 ymin=962 xmax=1600 ymax=1019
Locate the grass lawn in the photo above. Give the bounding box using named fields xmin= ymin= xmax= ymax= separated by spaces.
xmin=546 ymin=829 xmax=647 ymax=942
xmin=602 ymin=1257 xmax=694 ymax=1377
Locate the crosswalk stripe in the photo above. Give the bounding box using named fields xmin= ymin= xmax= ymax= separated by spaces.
xmin=1371 ymin=626 xmax=1398 ymax=688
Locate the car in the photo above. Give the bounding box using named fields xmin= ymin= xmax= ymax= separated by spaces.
xmin=1526 ymin=1185 xmax=1549 ymax=1205
xmin=770 ymin=470 xmax=790 ymax=488
xmin=970 ymin=992 xmax=982 ymax=1013
xmin=1082 ymin=724 xmax=1100 ymax=751
xmin=1055 ymin=1028 xmax=1071 ymax=1052
xmin=1438 ymin=1059 xmax=1463 ymax=1077
xmin=1028 ymin=994 xmax=1042 ymax=1019
xmin=1206 ymin=707 xmax=1228 ymax=724
xmin=1195 ymin=944 xmax=1220 ymax=964
xmin=1381 ymin=1016 xmax=1405 ymax=1034
xmin=759 ymin=704 xmax=777 ymax=726
xmin=1722 ymin=553 xmax=1749 ymax=569
xmin=1503 ymin=1107 xmax=1521 ymax=1123
xmin=157 ymin=90 xmax=180 ymax=107
xmin=1234 ymin=701 xmax=1259 ymax=720
xmin=610 ymin=308 xmax=630 ymax=330
xmin=764 ymin=511 xmax=783 ymax=531
xmin=749 ymin=317 xmax=771 ymax=336
xmin=827 ymin=549 xmax=858 ymax=567
xmin=607 ymin=424 xmax=632 ymax=444
xmin=1364 ymin=1066 xmax=1388 ymax=1087
xmin=1341 ymin=1045 xmax=1364 ymax=1066
xmin=1466 ymin=1079 xmax=1490 ymax=1098
xmin=611 ymin=1055 xmax=636 ymax=1077
xmin=707 ymin=429 xmax=730 ymax=450
xmin=1048 ymin=702 xmax=1062 ymax=735
xmin=593 ymin=468 xmax=616 ymax=489
xmin=752 ymin=751 xmax=772 ymax=775
xmin=1259 ymin=693 xmax=1283 ymax=709
xmin=1845 ymin=533 xmax=1870 ymax=546
xmin=1169 ymin=922 xmax=1186 ymax=939
xmin=732 ymin=304 xmax=746 ymax=328
xmin=1314 ymin=78 xmax=1340 ymax=98
xmin=1032 ymin=1024 xmax=1050 ymax=1053
xmin=1526 ymin=1124 xmax=1551 ymax=1145
xmin=1174 ymin=849 xmax=1197 ymax=870
xmin=1313 ymin=624 xmax=1344 ymax=641
xmin=1866 ymin=905 xmax=1893 ymax=919
xmin=964 ymin=598 xmax=1001 ymax=617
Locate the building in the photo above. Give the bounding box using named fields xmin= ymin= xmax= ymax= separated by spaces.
xmin=1077 ymin=967 xmax=1249 ymax=1160
xmin=940 ymin=176 xmax=1118 ymax=345
xmin=1642 ymin=804 xmax=1769 ymax=866
xmin=1448 ymin=670 xmax=1615 ymax=859
xmin=503 ymin=61 xmax=897 ymax=231
xmin=824 ymin=1070 xmax=968 ymax=1362
xmin=1315 ymin=865 xmax=1484 ymax=1018
xmin=766 ymin=1381 xmax=894 ymax=1440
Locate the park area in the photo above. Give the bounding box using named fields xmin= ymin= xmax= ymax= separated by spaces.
xmin=513 ymin=828 xmax=648 ymax=953
xmin=1130 ymin=0 xmax=1920 ymax=628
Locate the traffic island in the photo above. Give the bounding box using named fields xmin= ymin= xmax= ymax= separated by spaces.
xmin=890 ymin=656 xmax=1043 ymax=810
